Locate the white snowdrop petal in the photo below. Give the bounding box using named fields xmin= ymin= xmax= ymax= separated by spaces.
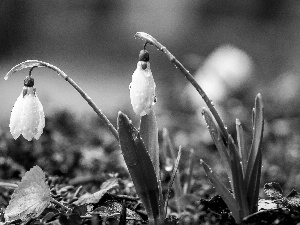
xmin=34 ymin=95 xmax=45 ymax=140
xmin=9 ymin=92 xmax=24 ymax=139
xmin=20 ymin=88 xmax=40 ymax=141
xmin=130 ymin=61 xmax=156 ymax=116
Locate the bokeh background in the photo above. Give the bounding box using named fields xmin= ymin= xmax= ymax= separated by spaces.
xmin=1 ymin=0 xmax=299 ymax=123
xmin=1 ymin=1 xmax=300 ymax=192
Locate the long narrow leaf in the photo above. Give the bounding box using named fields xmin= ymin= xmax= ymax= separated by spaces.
xmin=236 ymin=119 xmax=247 ymax=177
xmin=228 ymin=136 xmax=249 ymax=218
xmin=245 ymin=94 xmax=264 ymax=214
xmin=139 ymin=108 xmax=160 ymax=180
xmin=247 ymin=150 xmax=262 ymax=213
xmin=139 ymin=108 xmax=164 ymax=218
xmin=202 ymin=108 xmax=232 ymax=188
xmin=201 ymin=160 xmax=241 ymax=223
xmin=117 ymin=112 xmax=160 ymax=222
xmin=245 ymin=94 xmax=264 ymax=202
xmin=164 ymin=146 xmax=182 ymax=216
xmin=162 ymin=128 xmax=183 ymax=198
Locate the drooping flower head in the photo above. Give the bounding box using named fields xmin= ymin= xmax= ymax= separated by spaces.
xmin=9 ymin=75 xmax=45 ymax=141
xmin=129 ymin=49 xmax=156 ymax=116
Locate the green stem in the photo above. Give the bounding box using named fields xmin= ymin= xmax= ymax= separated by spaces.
xmin=5 ymin=60 xmax=119 ymax=141
xmin=134 ymin=32 xmax=229 ymax=144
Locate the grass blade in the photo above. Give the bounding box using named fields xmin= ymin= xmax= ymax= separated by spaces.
xmin=162 ymin=128 xmax=183 ymax=198
xmin=200 ymin=159 xmax=241 ymax=223
xmin=164 ymin=146 xmax=182 ymax=216
xmin=245 ymin=94 xmax=264 ymax=213
xmin=202 ymin=108 xmax=232 ymax=188
xmin=117 ymin=112 xmax=160 ymax=223
xmin=236 ymin=119 xmax=247 ymax=177
xmin=139 ymin=108 xmax=160 ymax=180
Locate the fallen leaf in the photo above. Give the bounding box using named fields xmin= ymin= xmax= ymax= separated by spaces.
xmin=73 ymin=178 xmax=118 ymax=205
xmin=4 ymin=166 xmax=51 ymax=223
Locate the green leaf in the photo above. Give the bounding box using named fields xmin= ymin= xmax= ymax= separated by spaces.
xmin=139 ymin=108 xmax=160 ymax=180
xmin=161 ymin=128 xmax=183 ymax=210
xmin=245 ymin=94 xmax=264 ymax=213
xmin=139 ymin=109 xmax=165 ymax=219
xmin=117 ymin=112 xmax=160 ymax=222
xmin=202 ymin=108 xmax=232 ymax=188
xmin=200 ymin=160 xmax=241 ymax=223
xmin=236 ymin=119 xmax=247 ymax=177
xmin=247 ymin=150 xmax=262 ymax=213
xmin=228 ymin=136 xmax=249 ymax=218
xmin=164 ymin=146 xmax=182 ymax=215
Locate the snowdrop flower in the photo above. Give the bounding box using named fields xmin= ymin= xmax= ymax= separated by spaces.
xmin=9 ymin=76 xmax=45 ymax=141
xmin=129 ymin=50 xmax=156 ymax=116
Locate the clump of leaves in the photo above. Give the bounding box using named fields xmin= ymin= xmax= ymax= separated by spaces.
xmin=200 ymin=94 xmax=264 ymax=223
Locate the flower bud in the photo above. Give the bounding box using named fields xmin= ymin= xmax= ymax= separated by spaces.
xmin=9 ymin=77 xmax=45 ymax=141
xmin=129 ymin=58 xmax=156 ymax=116
xmin=138 ymin=49 xmax=149 ymax=62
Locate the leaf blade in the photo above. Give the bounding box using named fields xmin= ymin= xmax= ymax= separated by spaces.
xmin=201 ymin=160 xmax=241 ymax=223
xmin=118 ymin=112 xmax=160 ymax=221
xmin=139 ymin=108 xmax=160 ymax=180
xmin=245 ymin=94 xmax=264 ymax=213
xmin=228 ymin=136 xmax=249 ymax=218
xmin=164 ymin=146 xmax=182 ymax=215
xmin=202 ymin=108 xmax=232 ymax=188
xmin=236 ymin=119 xmax=247 ymax=177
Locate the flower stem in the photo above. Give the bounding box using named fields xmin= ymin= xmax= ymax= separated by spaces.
xmin=134 ymin=32 xmax=229 ymax=144
xmin=5 ymin=60 xmax=119 ymax=141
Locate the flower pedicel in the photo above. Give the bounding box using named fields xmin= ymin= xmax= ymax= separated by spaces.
xmin=129 ymin=49 xmax=156 ymax=116
xmin=9 ymin=75 xmax=45 ymax=141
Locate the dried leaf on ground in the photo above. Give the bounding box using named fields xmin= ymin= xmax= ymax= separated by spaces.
xmin=73 ymin=178 xmax=118 ymax=205
xmin=4 ymin=165 xmax=51 ymax=223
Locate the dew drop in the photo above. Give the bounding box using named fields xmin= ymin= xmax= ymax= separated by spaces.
xmin=165 ymin=158 xmax=173 ymax=172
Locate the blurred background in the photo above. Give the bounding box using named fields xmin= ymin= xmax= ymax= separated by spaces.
xmin=1 ymin=0 xmax=298 ymax=123
xmin=1 ymin=0 xmax=300 ymax=191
